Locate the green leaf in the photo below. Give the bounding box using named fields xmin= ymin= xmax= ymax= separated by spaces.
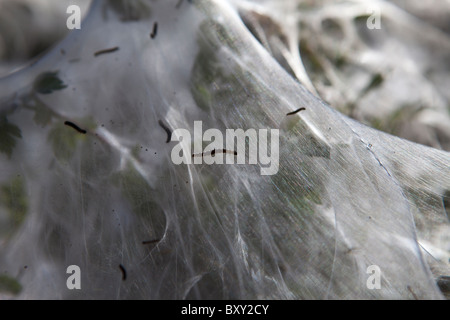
xmin=113 ymin=165 xmax=154 ymax=217
xmin=0 ymin=275 xmax=22 ymax=295
xmin=23 ymin=96 xmax=54 ymax=127
xmin=33 ymin=71 xmax=67 ymax=94
xmin=48 ymin=122 xmax=78 ymax=161
xmin=362 ymin=73 xmax=384 ymax=95
xmin=1 ymin=176 xmax=28 ymax=230
xmin=0 ymin=116 xmax=22 ymax=158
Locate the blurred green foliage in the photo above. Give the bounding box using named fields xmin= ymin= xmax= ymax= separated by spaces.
xmin=33 ymin=71 xmax=67 ymax=94
xmin=0 ymin=274 xmax=22 ymax=295
xmin=1 ymin=175 xmax=28 ymax=230
xmin=0 ymin=115 xmax=22 ymax=158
